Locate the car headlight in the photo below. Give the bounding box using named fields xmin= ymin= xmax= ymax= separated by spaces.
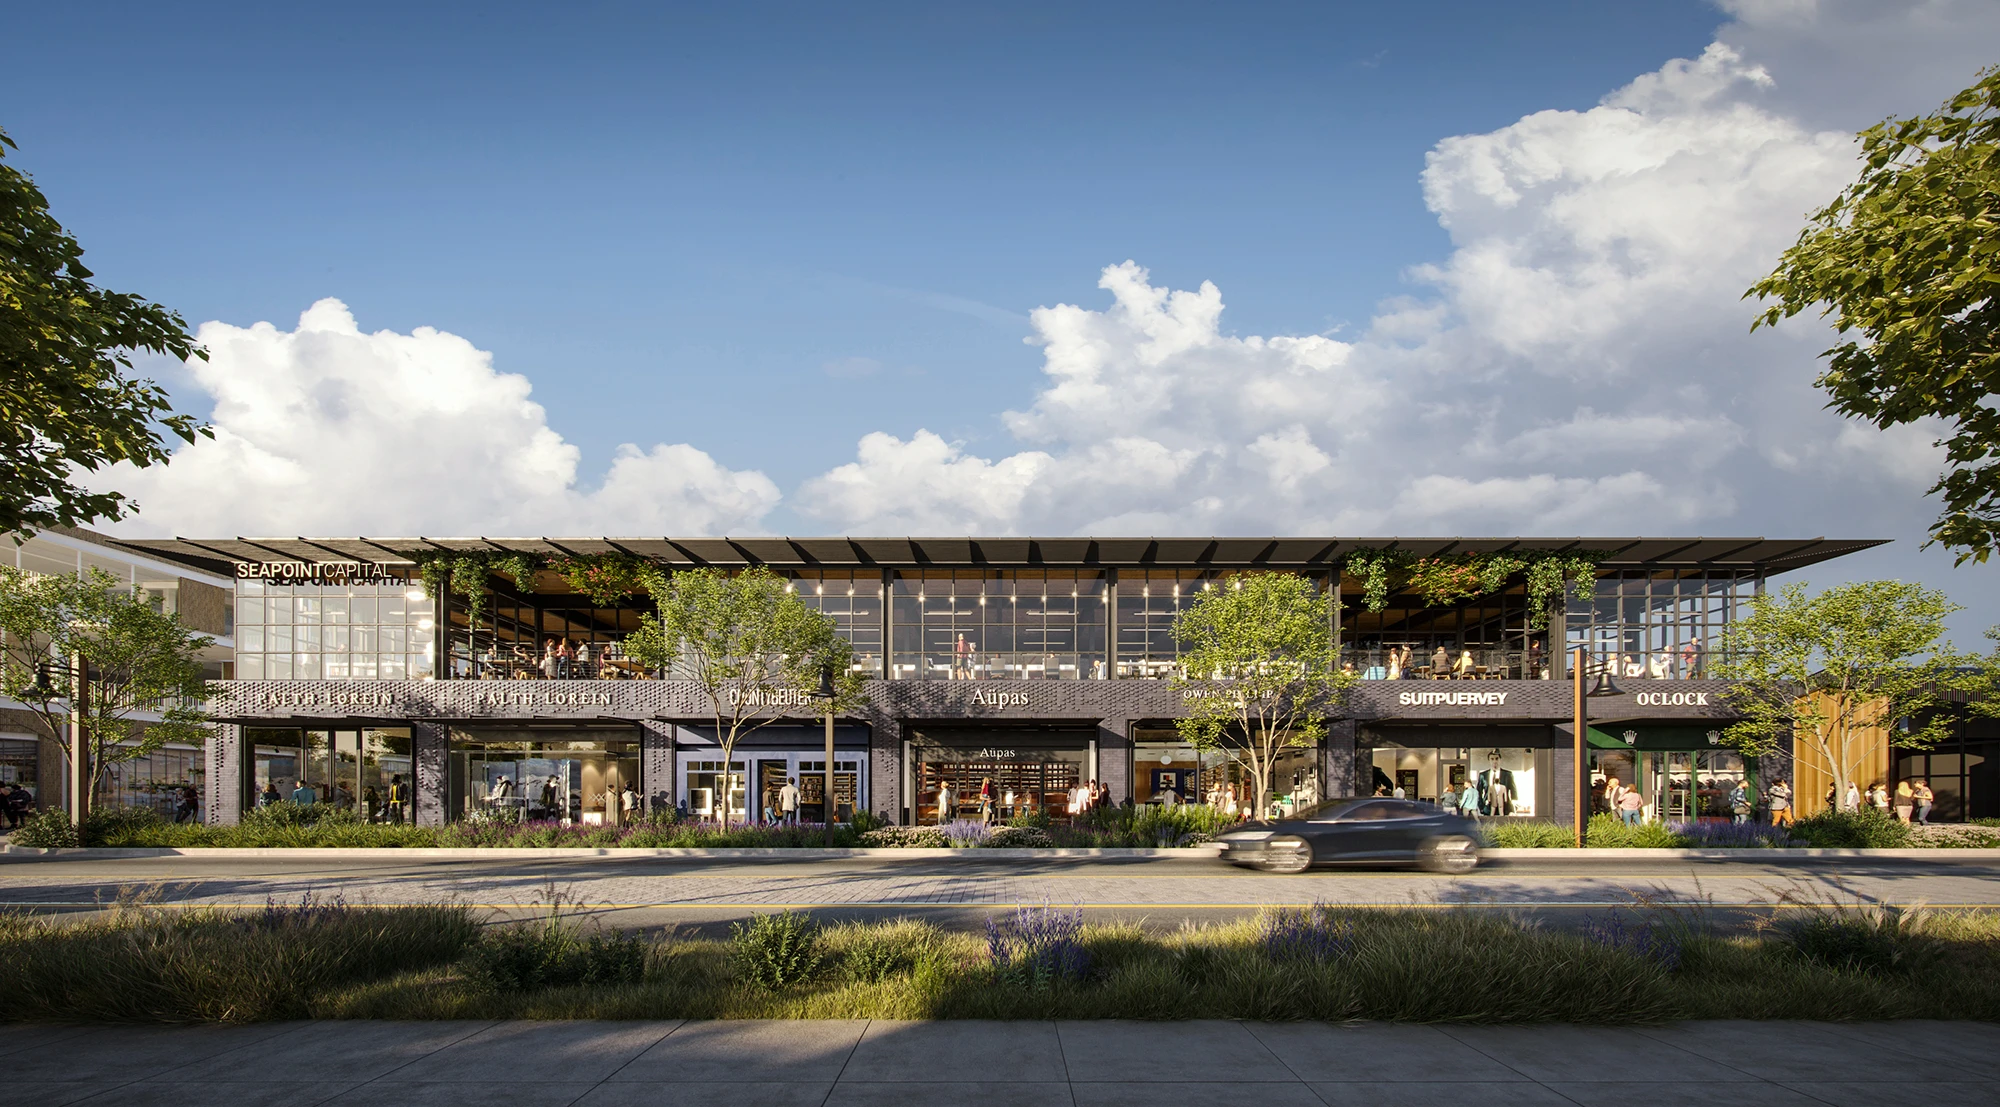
xmin=1221 ymin=830 xmax=1273 ymax=842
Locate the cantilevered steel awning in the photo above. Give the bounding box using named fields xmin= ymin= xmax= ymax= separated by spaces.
xmin=115 ymin=535 xmax=1888 ymax=578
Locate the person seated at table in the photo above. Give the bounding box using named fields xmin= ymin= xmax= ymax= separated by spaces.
xmin=1431 ymin=645 xmax=1449 ymax=674
xmin=1453 ymin=649 xmax=1476 ymax=678
xmin=1648 ymin=652 xmax=1671 ymax=678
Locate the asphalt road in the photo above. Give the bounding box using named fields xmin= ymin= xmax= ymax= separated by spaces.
xmin=4 ymin=852 xmax=1995 ymax=934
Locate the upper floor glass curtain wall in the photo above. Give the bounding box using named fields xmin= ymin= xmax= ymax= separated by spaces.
xmin=891 ymin=570 xmax=1108 ymax=680
xmin=235 ymin=579 xmax=433 ymax=680
xmin=1564 ymin=570 xmax=1758 ymax=679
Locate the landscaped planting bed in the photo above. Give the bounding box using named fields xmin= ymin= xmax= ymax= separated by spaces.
xmin=4 ymin=893 xmax=1997 ymax=1023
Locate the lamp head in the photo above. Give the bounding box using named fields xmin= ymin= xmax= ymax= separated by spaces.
xmin=1587 ymin=669 xmax=1623 ymax=698
xmin=811 ymin=665 xmax=836 ymax=700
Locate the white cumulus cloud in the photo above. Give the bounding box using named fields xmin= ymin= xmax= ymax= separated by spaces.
xmin=104 ymin=299 xmax=779 ymax=536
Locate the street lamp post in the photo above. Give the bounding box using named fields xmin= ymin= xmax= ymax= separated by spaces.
xmin=1572 ymin=647 xmax=1623 ymax=848
xmin=810 ymin=665 xmax=838 ymax=847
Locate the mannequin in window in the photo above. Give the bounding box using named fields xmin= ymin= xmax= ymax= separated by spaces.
xmin=1476 ymin=752 xmax=1516 ymax=817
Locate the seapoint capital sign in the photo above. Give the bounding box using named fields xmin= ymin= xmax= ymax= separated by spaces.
xmin=235 ymin=560 xmax=409 ymax=584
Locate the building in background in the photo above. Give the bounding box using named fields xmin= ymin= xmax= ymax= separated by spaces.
xmin=0 ymin=527 xmax=236 ymax=817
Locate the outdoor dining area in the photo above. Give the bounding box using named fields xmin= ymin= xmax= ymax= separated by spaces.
xmin=1343 ymin=645 xmax=1542 ymax=681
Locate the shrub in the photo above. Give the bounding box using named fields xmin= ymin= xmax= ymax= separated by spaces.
xmin=1671 ymin=820 xmax=1793 ymax=849
xmin=1908 ymin=824 xmax=2000 ymax=848
xmin=731 ymin=911 xmax=825 ymax=990
xmin=1585 ymin=813 xmax=1685 ymax=848
xmin=986 ymin=825 xmax=1054 ymax=848
xmin=1780 ymin=916 xmax=1915 ymax=975
xmin=10 ymin=807 xmax=78 ymax=848
xmin=941 ymin=820 xmax=992 ymax=847
xmin=1483 ymin=820 xmax=1574 ymax=848
xmin=462 ymin=888 xmax=649 ymax=991
xmin=986 ymin=901 xmax=1090 ymax=989
xmin=1258 ymin=904 xmax=1355 ymax=963
xmin=860 ymin=825 xmax=949 ymax=848
xmin=1791 ymin=808 xmax=1911 ymax=848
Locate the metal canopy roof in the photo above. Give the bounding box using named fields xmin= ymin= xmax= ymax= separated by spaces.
xmin=116 ymin=535 xmax=1887 ymax=577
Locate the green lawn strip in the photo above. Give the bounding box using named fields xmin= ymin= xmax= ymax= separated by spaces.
xmin=6 ymin=899 xmax=1997 ymax=1024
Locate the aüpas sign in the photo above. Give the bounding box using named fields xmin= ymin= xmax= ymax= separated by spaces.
xmin=971 ymin=690 xmax=1030 ymax=707
xmin=1397 ymin=691 xmax=1510 ymax=706
xmin=1634 ymin=691 xmax=1710 ymax=706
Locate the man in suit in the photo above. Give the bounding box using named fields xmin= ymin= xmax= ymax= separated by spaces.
xmin=1476 ymin=752 xmax=1516 ymax=817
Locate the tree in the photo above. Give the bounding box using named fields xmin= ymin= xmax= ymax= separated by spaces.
xmin=0 ymin=565 xmax=214 ymax=821
xmin=621 ymin=566 xmax=863 ymax=829
xmin=1711 ymin=580 xmax=1971 ymax=808
xmin=1170 ymin=573 xmax=1354 ymax=819
xmin=1747 ymin=68 xmax=2000 ymax=563
xmin=0 ymin=127 xmax=209 ymax=538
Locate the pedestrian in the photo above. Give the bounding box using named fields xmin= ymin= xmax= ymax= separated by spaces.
xmin=1440 ymin=786 xmax=1460 ymax=816
xmin=1768 ymin=778 xmax=1793 ymax=827
xmin=1602 ymin=775 xmax=1625 ymax=816
xmin=1894 ymin=780 xmax=1915 ymax=823
xmin=363 ymin=785 xmax=381 ymax=822
xmin=979 ymin=776 xmax=994 ymax=823
xmin=0 ymin=783 xmax=21 ymax=829
xmin=290 ymin=779 xmax=317 ymax=806
xmin=1914 ymin=779 xmax=1935 ymax=825
xmin=173 ymin=784 xmax=195 ymax=824
xmin=1728 ymin=780 xmax=1752 ymax=825
xmin=1618 ymin=786 xmax=1644 ymax=827
xmin=1869 ymin=781 xmax=1891 ymax=817
xmin=1460 ymin=779 xmax=1482 ymax=818
xmin=779 ymin=776 xmax=800 ymax=826
xmin=262 ymin=780 xmax=282 ymax=808
xmin=1391 ymin=781 xmax=1406 ymax=799
xmin=386 ymin=774 xmax=408 ymax=824
xmin=762 ymin=780 xmax=779 ymax=825
xmin=1841 ymin=781 xmax=1861 ymax=812
xmin=621 ymin=783 xmax=640 ymax=826
xmin=936 ymin=779 xmax=955 ymax=825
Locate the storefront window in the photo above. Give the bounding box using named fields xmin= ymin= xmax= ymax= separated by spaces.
xmin=1370 ymin=743 xmax=1550 ymax=816
xmin=891 ymin=571 xmax=1107 ymax=681
xmin=448 ymin=730 xmax=638 ymax=824
xmin=236 ymin=579 xmax=434 ymax=681
xmin=911 ymin=733 xmax=1090 ymax=822
xmin=0 ymin=736 xmax=39 ymax=811
xmin=1131 ymin=728 xmax=1321 ymax=818
xmin=246 ymin=727 xmax=414 ymax=820
xmin=684 ymin=759 xmax=746 ymax=820
xmin=96 ymin=744 xmax=204 ymax=816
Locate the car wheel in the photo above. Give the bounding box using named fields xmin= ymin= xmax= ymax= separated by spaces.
xmin=1419 ymin=834 xmax=1479 ymax=874
xmin=1259 ymin=835 xmax=1313 ymax=873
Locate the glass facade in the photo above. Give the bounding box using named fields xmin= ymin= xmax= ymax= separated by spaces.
xmin=235 ymin=579 xmax=433 ymax=680
xmin=1130 ymin=727 xmax=1323 ymax=818
xmin=1565 ymin=570 xmax=1759 ymax=679
xmin=447 ymin=730 xmax=639 ymax=824
xmin=790 ymin=572 xmax=885 ymax=676
xmin=891 ymin=571 xmax=1108 ymax=680
xmin=246 ymin=727 xmax=415 ymax=820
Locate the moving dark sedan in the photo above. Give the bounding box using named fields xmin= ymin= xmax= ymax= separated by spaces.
xmin=1213 ymin=798 xmax=1481 ymax=873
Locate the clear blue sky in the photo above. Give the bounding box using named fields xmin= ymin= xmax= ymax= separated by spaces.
xmin=7 ymin=1 xmax=1726 ymax=493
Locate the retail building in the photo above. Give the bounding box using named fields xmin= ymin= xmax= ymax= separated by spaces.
xmin=108 ymin=535 xmax=1887 ymax=827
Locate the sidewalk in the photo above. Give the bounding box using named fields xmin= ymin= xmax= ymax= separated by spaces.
xmin=5 ymin=1018 xmax=1994 ymax=1106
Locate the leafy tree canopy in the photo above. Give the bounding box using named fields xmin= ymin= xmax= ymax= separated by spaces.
xmin=0 ymin=565 xmax=214 ymax=817
xmin=1748 ymin=68 xmax=2000 ymax=562
xmin=622 ymin=567 xmax=861 ymax=827
xmin=0 ymin=127 xmax=208 ymax=538
xmin=1712 ymin=580 xmax=1972 ymax=800
xmin=1171 ymin=572 xmax=1354 ymax=818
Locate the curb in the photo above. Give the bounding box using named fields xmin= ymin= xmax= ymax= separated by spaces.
xmin=5 ymin=843 xmax=2000 ymax=862
xmin=0 ymin=845 xmax=1226 ymax=861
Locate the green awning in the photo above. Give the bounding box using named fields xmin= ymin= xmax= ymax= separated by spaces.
xmin=1586 ymin=725 xmax=1730 ymax=751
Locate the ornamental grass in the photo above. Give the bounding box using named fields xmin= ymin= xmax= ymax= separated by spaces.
xmin=7 ymin=895 xmax=1998 ymax=1024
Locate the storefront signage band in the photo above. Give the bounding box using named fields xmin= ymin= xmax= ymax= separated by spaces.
xmin=235 ymin=560 xmax=408 ymax=583
xmin=1397 ymin=691 xmax=1509 ymax=706
xmin=1633 ymin=691 xmax=1711 ymax=706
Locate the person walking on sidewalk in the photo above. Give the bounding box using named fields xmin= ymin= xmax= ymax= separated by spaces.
xmin=1914 ymin=779 xmax=1935 ymax=824
xmin=1894 ymin=780 xmax=1915 ymax=822
xmin=1768 ymin=779 xmax=1793 ymax=827
xmin=936 ymin=779 xmax=955 ymax=825
xmin=779 ymin=777 xmax=800 ymax=826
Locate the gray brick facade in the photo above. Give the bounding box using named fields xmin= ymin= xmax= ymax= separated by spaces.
xmin=206 ymin=676 xmax=1742 ymax=824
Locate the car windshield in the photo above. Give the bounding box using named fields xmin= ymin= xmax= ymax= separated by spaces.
xmin=1309 ymin=799 xmax=1430 ymax=822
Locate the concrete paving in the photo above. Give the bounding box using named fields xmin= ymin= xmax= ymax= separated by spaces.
xmin=1 ymin=1019 xmax=1993 ymax=1106
xmin=0 ymin=852 xmax=1995 ymax=932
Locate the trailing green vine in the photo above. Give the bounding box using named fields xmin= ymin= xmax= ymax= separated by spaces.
xmin=549 ymin=553 xmax=650 ymax=607
xmin=409 ymin=552 xmax=542 ymax=625
xmin=1341 ymin=548 xmax=1611 ymax=631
